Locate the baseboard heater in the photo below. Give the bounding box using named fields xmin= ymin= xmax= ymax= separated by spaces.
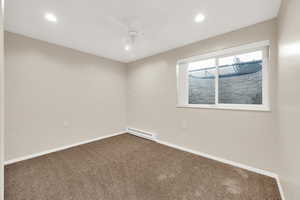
xmin=126 ymin=128 xmax=157 ymax=141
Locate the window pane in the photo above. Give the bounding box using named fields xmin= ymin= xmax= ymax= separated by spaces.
xmin=218 ymin=51 xmax=263 ymax=104
xmin=188 ymin=59 xmax=216 ymax=104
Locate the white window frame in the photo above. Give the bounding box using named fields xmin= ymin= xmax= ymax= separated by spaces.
xmin=176 ymin=41 xmax=270 ymax=111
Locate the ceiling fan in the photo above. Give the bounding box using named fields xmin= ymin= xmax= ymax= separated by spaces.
xmin=106 ymin=16 xmax=143 ymax=52
xmin=124 ymin=30 xmax=139 ymax=51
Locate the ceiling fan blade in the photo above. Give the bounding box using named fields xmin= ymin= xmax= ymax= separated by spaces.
xmin=106 ymin=16 xmax=129 ymax=31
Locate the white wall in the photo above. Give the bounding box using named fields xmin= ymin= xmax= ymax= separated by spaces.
xmin=127 ymin=19 xmax=280 ymax=173
xmin=4 ymin=32 xmax=127 ymax=161
xmin=278 ymin=0 xmax=300 ymax=199
xmin=0 ymin=0 xmax=4 ymax=199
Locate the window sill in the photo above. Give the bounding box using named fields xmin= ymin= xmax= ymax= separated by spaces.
xmin=176 ymin=104 xmax=271 ymax=112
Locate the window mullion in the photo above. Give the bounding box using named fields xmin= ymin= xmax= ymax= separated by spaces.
xmin=215 ymin=58 xmax=219 ymax=105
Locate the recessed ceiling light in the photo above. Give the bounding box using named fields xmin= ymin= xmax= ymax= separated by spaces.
xmin=194 ymin=13 xmax=205 ymax=23
xmin=45 ymin=13 xmax=57 ymax=23
xmin=124 ymin=44 xmax=131 ymax=51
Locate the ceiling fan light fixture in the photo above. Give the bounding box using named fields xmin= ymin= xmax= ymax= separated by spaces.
xmin=124 ymin=44 xmax=131 ymax=51
xmin=124 ymin=30 xmax=139 ymax=51
xmin=194 ymin=13 xmax=205 ymax=23
xmin=45 ymin=13 xmax=57 ymax=23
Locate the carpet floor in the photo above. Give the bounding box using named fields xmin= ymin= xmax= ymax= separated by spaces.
xmin=5 ymin=133 xmax=281 ymax=200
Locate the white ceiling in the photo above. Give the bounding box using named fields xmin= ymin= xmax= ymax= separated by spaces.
xmin=5 ymin=0 xmax=281 ymax=63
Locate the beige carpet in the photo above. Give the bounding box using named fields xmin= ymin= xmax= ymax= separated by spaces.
xmin=5 ymin=133 xmax=281 ymax=200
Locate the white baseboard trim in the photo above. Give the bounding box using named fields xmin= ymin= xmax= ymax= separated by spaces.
xmin=4 ymin=131 xmax=126 ymax=165
xmin=275 ymin=176 xmax=286 ymax=200
xmin=157 ymin=139 xmax=285 ymax=200
xmin=4 ymin=128 xmax=286 ymax=200
xmin=157 ymin=139 xmax=277 ymax=177
xmin=127 ymin=128 xmax=285 ymax=200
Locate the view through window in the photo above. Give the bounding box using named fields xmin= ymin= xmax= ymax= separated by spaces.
xmin=177 ymin=42 xmax=269 ymax=111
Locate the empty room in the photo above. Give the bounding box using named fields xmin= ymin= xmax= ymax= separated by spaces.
xmin=0 ymin=0 xmax=299 ymax=199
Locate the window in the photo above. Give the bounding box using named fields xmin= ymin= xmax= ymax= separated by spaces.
xmin=177 ymin=41 xmax=270 ymax=111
